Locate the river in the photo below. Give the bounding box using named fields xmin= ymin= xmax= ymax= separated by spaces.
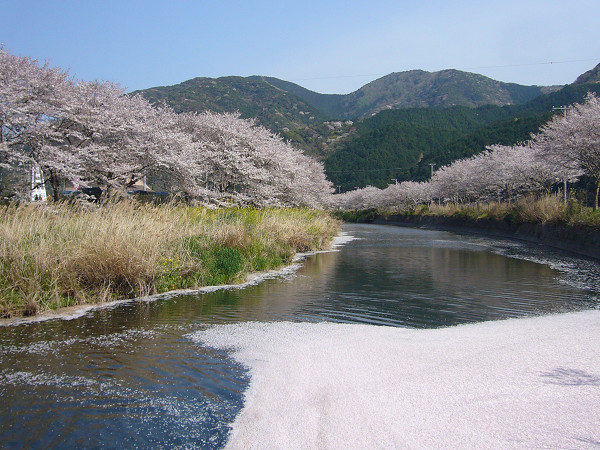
xmin=1 ymin=224 xmax=599 ymax=448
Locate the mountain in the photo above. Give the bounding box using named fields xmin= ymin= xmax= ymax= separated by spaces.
xmin=133 ymin=64 xmax=599 ymax=191
xmin=249 ymin=76 xmax=344 ymax=119
xmin=132 ymin=76 xmax=328 ymax=133
xmin=135 ymin=70 xmax=561 ymax=126
xmin=134 ymin=70 xmax=562 ymax=156
xmin=322 ymin=69 xmax=559 ymax=119
xmin=574 ymin=63 xmax=600 ymax=84
xmin=325 ymin=82 xmax=600 ymax=191
xmin=249 ymin=71 xmax=560 ymax=119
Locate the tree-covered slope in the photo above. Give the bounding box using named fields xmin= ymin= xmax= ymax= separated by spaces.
xmin=250 ymin=76 xmax=344 ymax=119
xmin=134 ymin=70 xmax=561 ymax=133
xmin=325 ymin=122 xmax=461 ymax=191
xmin=132 ymin=65 xmax=599 ymax=188
xmin=574 ymin=63 xmax=600 ymax=84
xmin=325 ymin=83 xmax=600 ymax=191
xmin=133 ymin=76 xmax=328 ymax=133
xmin=255 ymin=71 xmax=560 ymax=120
xmin=328 ymin=69 xmax=559 ymax=119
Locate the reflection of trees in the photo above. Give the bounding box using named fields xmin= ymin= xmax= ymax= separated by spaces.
xmin=146 ymin=225 xmax=592 ymax=327
xmin=315 ymin=225 xmax=589 ymax=327
xmin=426 ymin=247 xmax=571 ymax=322
xmin=2 ymin=225 xmax=591 ymax=358
xmin=2 ymin=223 xmax=597 ymax=434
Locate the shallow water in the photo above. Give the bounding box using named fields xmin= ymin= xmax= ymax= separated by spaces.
xmin=0 ymin=224 xmax=598 ymax=448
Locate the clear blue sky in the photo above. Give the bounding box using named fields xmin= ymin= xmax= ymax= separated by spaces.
xmin=3 ymin=0 xmax=600 ymax=94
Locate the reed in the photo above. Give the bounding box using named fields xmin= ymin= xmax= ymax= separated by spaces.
xmin=426 ymin=195 xmax=600 ymax=226
xmin=336 ymin=194 xmax=600 ymax=229
xmin=0 ymin=201 xmax=340 ymax=318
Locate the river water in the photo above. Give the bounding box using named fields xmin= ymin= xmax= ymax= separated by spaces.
xmin=1 ymin=224 xmax=599 ymax=448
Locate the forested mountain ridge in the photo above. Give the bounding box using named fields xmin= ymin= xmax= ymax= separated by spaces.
xmin=132 ymin=76 xmax=328 ymax=133
xmin=574 ymin=62 xmax=600 ymax=84
xmin=325 ymin=82 xmax=600 ymax=191
xmin=320 ymin=69 xmax=560 ymax=119
xmin=133 ymin=63 xmax=600 ymax=192
xmin=249 ymin=76 xmax=345 ymax=119
xmin=134 ymin=69 xmax=563 ymax=156
xmin=134 ymin=69 xmax=560 ymax=126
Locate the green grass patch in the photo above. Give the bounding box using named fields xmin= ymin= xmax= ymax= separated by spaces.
xmin=0 ymin=201 xmax=340 ymax=318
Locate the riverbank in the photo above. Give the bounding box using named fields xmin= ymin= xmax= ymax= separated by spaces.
xmin=334 ymin=196 xmax=600 ymax=260
xmin=0 ymin=202 xmax=340 ymax=318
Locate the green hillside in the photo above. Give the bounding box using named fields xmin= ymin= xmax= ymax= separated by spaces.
xmin=574 ymin=62 xmax=600 ymax=84
xmin=250 ymin=76 xmax=344 ymax=119
xmin=325 ymin=122 xmax=461 ymax=191
xmin=132 ymin=65 xmax=600 ymax=192
xmin=254 ymin=70 xmax=560 ymax=120
xmin=254 ymin=70 xmax=560 ymax=119
xmin=134 ymin=70 xmax=560 ymax=133
xmin=325 ymin=83 xmax=600 ymax=191
xmin=331 ymin=70 xmax=558 ymax=119
xmin=133 ymin=76 xmax=328 ymax=133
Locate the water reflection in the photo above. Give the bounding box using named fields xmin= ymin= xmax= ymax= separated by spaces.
xmin=0 ymin=223 xmax=598 ymax=447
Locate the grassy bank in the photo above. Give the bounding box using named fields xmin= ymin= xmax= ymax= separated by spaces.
xmin=0 ymin=201 xmax=340 ymax=318
xmin=333 ymin=195 xmax=600 ymax=259
xmin=334 ymin=195 xmax=600 ymax=227
xmin=423 ymin=196 xmax=600 ymax=227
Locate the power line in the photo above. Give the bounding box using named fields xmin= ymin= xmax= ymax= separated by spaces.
xmin=291 ymin=73 xmax=387 ymax=82
xmin=458 ymin=58 xmax=600 ymax=71
xmin=327 ymin=166 xmax=408 ymax=173
xmin=289 ymin=58 xmax=599 ymax=83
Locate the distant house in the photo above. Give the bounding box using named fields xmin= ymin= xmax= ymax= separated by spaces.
xmin=30 ymin=165 xmax=47 ymax=202
xmin=61 ymin=181 xmax=103 ymax=201
xmin=60 ymin=178 xmax=168 ymax=202
xmin=126 ymin=178 xmax=170 ymax=201
xmin=126 ymin=178 xmax=153 ymax=195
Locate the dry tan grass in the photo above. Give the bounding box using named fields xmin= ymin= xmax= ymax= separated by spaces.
xmin=426 ymin=196 xmax=568 ymax=224
xmin=0 ymin=201 xmax=340 ymax=318
xmin=513 ymin=195 xmax=567 ymax=223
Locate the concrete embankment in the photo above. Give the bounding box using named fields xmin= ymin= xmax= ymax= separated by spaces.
xmin=373 ymin=214 xmax=600 ymax=260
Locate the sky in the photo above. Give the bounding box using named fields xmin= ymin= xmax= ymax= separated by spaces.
xmin=2 ymin=0 xmax=600 ymax=94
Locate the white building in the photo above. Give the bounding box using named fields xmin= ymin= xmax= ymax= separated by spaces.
xmin=30 ymin=165 xmax=47 ymax=202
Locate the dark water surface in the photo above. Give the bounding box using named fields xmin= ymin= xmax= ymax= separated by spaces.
xmin=1 ymin=224 xmax=598 ymax=448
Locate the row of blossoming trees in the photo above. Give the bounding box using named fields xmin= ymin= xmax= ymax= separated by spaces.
xmin=0 ymin=48 xmax=333 ymax=207
xmin=330 ymin=92 xmax=600 ymax=211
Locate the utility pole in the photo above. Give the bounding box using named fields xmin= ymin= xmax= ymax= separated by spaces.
xmin=429 ymin=163 xmax=436 ymax=178
xmin=552 ymin=105 xmax=568 ymax=118
xmin=552 ymin=105 xmax=569 ymax=203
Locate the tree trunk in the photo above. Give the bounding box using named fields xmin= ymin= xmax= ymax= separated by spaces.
xmin=595 ymin=181 xmax=599 ymax=211
xmin=50 ymin=174 xmax=61 ymax=203
xmin=44 ymin=168 xmax=60 ymax=202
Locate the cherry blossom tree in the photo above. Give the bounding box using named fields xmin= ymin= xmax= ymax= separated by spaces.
xmin=0 ymin=46 xmax=75 ymax=198
xmin=62 ymin=81 xmax=203 ymax=197
xmin=379 ymin=181 xmax=432 ymax=211
xmin=480 ymin=144 xmax=557 ymax=202
xmin=172 ymin=111 xmax=332 ymax=207
xmin=1 ymin=47 xmax=332 ymax=207
xmin=430 ymin=158 xmax=477 ymax=203
xmin=329 ymin=186 xmax=385 ymax=210
xmin=532 ymin=93 xmax=600 ymax=208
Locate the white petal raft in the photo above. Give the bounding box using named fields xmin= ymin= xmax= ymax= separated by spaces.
xmin=193 ymin=310 xmax=600 ymax=449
